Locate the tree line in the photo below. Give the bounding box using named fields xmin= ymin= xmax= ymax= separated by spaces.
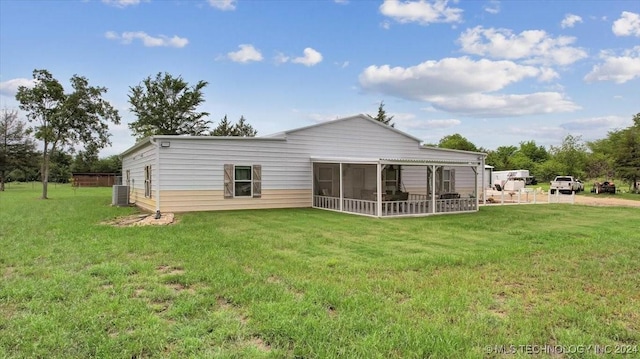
xmin=1 ymin=70 xmax=258 ymax=198
xmin=1 ymin=68 xmax=638 ymax=197
xmin=436 ymin=115 xmax=640 ymax=191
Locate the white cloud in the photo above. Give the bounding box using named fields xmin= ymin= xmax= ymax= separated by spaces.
xmin=380 ymin=0 xmax=463 ymax=25
xmin=208 ymin=0 xmax=236 ymax=11
xmin=102 ymin=0 xmax=146 ymax=8
xmin=227 ymin=44 xmax=263 ymax=63
xmin=561 ymin=14 xmax=583 ymax=28
xmin=105 ymin=31 xmax=188 ymax=48
xmin=428 ymin=92 xmax=580 ymax=117
xmin=359 ymin=57 xmax=548 ymax=100
xmin=584 ymin=47 xmax=640 ymax=84
xmin=612 ymin=11 xmax=640 ymax=37
xmin=484 ymin=0 xmax=500 ymax=15
xmin=425 ymin=119 xmax=461 ymax=128
xmin=274 ymin=52 xmax=290 ymax=65
xmin=0 ymin=78 xmax=36 ymax=97
xmin=559 ymin=116 xmax=630 ymax=131
xmin=292 ymin=48 xmax=323 ymax=66
xmin=458 ymin=26 xmax=588 ymax=66
xmin=359 ymin=57 xmax=580 ymax=117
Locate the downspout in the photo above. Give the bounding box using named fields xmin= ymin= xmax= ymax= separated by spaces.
xmin=150 ymin=138 xmax=161 ymax=219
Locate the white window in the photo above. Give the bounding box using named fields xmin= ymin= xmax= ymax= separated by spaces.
xmin=224 ymin=164 xmax=262 ymax=199
xmin=234 ymin=166 xmax=252 ymax=197
xmin=144 ymin=165 xmax=151 ymax=198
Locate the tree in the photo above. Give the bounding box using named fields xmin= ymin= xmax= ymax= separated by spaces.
xmin=485 ymin=145 xmax=517 ymax=171
xmin=233 ymin=116 xmax=257 ymax=137
xmin=438 ymin=133 xmax=479 ymax=152
xmin=128 ymin=72 xmax=210 ymax=139
xmin=549 ymin=134 xmax=588 ymax=178
xmin=16 ymin=69 xmax=121 ymax=199
xmin=211 ymin=115 xmax=257 ymax=137
xmin=368 ymin=101 xmax=395 ymax=127
xmin=211 ymin=115 xmax=234 ymax=136
xmin=0 ymin=109 xmax=37 ymax=190
xmin=611 ymin=113 xmax=640 ymax=191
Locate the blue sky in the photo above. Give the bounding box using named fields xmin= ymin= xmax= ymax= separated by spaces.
xmin=1 ymin=0 xmax=639 ymax=156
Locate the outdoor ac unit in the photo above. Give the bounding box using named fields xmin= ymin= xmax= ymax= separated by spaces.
xmin=112 ymin=185 xmax=130 ymax=206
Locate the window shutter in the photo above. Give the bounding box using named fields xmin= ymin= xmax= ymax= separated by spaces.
xmin=450 ymin=169 xmax=456 ymax=192
xmin=435 ymin=167 xmax=442 ymax=195
xmin=224 ymin=164 xmax=233 ymax=199
xmin=252 ymin=165 xmax=262 ymax=198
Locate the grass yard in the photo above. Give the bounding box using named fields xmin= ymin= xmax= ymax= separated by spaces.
xmin=1 ymin=185 xmax=639 ymax=358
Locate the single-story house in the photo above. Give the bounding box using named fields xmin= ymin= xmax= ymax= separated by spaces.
xmin=120 ymin=114 xmax=487 ymax=217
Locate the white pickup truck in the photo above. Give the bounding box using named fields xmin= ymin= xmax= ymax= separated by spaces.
xmin=550 ymin=176 xmax=583 ymax=194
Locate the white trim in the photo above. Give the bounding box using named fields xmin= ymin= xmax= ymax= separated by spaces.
xmin=233 ymin=165 xmax=253 ymax=198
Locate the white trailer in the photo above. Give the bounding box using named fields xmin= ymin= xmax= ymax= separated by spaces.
xmin=492 ymin=170 xmax=531 ymax=191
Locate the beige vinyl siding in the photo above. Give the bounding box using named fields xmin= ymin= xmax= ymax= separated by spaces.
xmin=159 ymin=189 xmax=311 ymax=213
xmin=129 ymin=187 xmax=156 ymax=212
xmin=121 ymin=141 xmax=157 ymax=208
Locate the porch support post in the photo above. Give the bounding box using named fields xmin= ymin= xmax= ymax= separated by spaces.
xmin=431 ymin=165 xmax=436 ymax=214
xmin=339 ymin=163 xmax=344 ymax=212
xmin=376 ymin=161 xmax=382 ymax=217
xmin=481 ymin=156 xmax=486 ymax=205
xmin=472 ymin=165 xmax=478 ymax=210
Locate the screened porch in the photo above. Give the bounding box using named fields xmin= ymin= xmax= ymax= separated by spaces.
xmin=312 ymin=158 xmax=480 ymax=217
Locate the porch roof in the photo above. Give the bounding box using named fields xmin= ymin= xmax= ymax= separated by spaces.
xmin=310 ymin=156 xmax=481 ymax=167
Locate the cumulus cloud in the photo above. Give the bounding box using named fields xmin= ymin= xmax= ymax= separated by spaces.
xmin=208 ymin=0 xmax=236 ymax=11
xmin=359 ymin=57 xmax=579 ymax=117
xmin=584 ymin=46 xmax=640 ymax=84
xmin=291 ymin=48 xmax=323 ymax=66
xmin=559 ymin=116 xmax=630 ymax=131
xmin=102 ymin=0 xmax=147 ymax=8
xmin=0 ymin=78 xmax=36 ymax=97
xmin=458 ymin=26 xmax=588 ymax=66
xmin=612 ymin=11 xmax=640 ymax=37
xmin=105 ymin=31 xmax=188 ymax=48
xmin=227 ymin=44 xmax=263 ymax=63
xmin=425 ymin=119 xmax=461 ymax=128
xmin=561 ymin=14 xmax=583 ymax=28
xmin=484 ymin=0 xmax=500 ymax=15
xmin=359 ymin=57 xmax=549 ymax=100
xmin=380 ymin=0 xmax=463 ymax=25
xmin=428 ymin=92 xmax=580 ymax=117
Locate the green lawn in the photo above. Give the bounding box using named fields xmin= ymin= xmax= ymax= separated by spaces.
xmin=1 ymin=185 xmax=639 ymax=358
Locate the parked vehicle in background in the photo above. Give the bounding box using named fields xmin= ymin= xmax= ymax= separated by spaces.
xmin=591 ymin=181 xmax=616 ymax=194
xmin=550 ymin=176 xmax=582 ymax=194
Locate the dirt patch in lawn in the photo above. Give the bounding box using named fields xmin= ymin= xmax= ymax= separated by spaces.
xmin=573 ymin=196 xmax=640 ymax=208
xmin=102 ymin=213 xmax=176 ymax=227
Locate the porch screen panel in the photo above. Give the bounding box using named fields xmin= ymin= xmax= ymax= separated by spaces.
xmin=223 ymin=164 xmax=233 ymax=199
xmin=252 ymin=165 xmax=262 ymax=198
xmin=450 ymin=169 xmax=456 ymax=192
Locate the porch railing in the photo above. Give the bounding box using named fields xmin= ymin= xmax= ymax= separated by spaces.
xmin=313 ymin=195 xmax=477 ymax=216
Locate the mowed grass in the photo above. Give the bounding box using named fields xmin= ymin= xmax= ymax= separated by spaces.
xmin=1 ymin=185 xmax=639 ymax=358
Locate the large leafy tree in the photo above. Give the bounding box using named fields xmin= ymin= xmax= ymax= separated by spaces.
xmin=368 ymin=101 xmax=395 ymax=127
xmin=16 ymin=69 xmax=121 ymax=199
xmin=128 ymin=72 xmax=210 ymax=139
xmin=612 ymin=113 xmax=640 ymax=191
xmin=549 ymin=134 xmax=588 ymax=178
xmin=211 ymin=115 xmax=257 ymax=137
xmin=438 ymin=133 xmax=479 ymax=152
xmin=0 ymin=109 xmax=37 ymax=191
xmin=485 ymin=145 xmax=518 ymax=171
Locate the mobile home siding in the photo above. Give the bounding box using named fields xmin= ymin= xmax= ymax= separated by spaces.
xmin=122 ymin=141 xmax=156 ymax=212
xmin=121 ymin=115 xmax=484 ymax=213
